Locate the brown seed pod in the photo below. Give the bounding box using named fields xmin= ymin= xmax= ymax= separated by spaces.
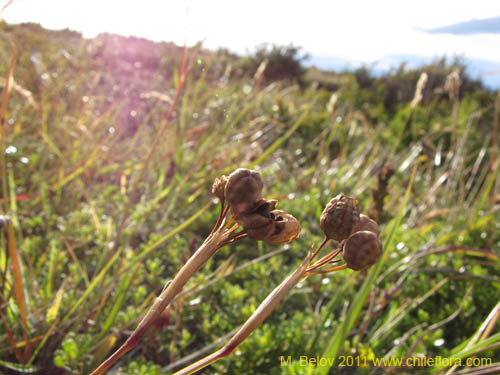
xmin=342 ymin=230 xmax=382 ymax=271
xmin=254 ymin=199 xmax=278 ymax=215
xmin=233 ymin=198 xmax=277 ymax=228
xmin=237 ymin=212 xmax=275 ymax=241
xmin=320 ymin=194 xmax=360 ymax=241
xmin=264 ymin=210 xmax=301 ymax=245
xmin=212 ymin=175 xmax=228 ymax=200
xmin=225 ymin=168 xmax=264 ymax=216
xmin=352 ymin=214 xmax=380 ymax=236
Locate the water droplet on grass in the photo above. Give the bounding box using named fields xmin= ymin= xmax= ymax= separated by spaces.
xmin=189 ymin=297 xmax=201 ymax=306
xmin=434 ymin=338 xmax=445 ymax=347
xmin=5 ymin=145 xmax=17 ymax=154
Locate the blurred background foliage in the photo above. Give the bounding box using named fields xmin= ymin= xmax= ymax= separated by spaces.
xmin=0 ymin=22 xmax=499 ymax=375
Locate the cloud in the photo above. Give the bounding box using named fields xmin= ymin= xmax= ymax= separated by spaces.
xmin=426 ymin=16 xmax=500 ymax=35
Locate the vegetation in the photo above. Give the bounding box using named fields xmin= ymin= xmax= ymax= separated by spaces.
xmin=0 ymin=22 xmax=499 ymax=375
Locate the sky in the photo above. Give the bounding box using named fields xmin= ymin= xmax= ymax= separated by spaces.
xmin=2 ymin=0 xmax=500 ymax=65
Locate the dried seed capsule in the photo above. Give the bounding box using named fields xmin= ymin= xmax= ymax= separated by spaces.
xmin=225 ymin=168 xmax=264 ymax=216
xmin=212 ymin=175 xmax=228 ymax=200
xmin=233 ymin=198 xmax=277 ymax=229
xmin=237 ymin=212 xmax=275 ymax=241
xmin=246 ymin=221 xmax=277 ymax=241
xmin=264 ymin=210 xmax=301 ymax=245
xmin=342 ymin=230 xmax=382 ymax=271
xmin=254 ymin=199 xmax=278 ymax=215
xmin=352 ymin=214 xmax=380 ymax=236
xmin=320 ymin=194 xmax=360 ymax=241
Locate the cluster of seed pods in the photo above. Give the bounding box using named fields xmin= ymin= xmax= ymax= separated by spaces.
xmin=214 ymin=170 xmax=382 ymax=270
xmin=320 ymin=193 xmax=382 ymax=270
xmin=170 ymin=180 xmax=384 ymax=375
xmin=213 ymin=168 xmax=301 ymax=245
xmin=93 ymin=169 xmax=384 ymax=375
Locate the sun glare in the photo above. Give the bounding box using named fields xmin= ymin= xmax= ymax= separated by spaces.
xmin=2 ymin=0 xmax=500 ymax=62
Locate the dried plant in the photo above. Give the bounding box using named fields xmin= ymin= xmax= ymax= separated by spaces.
xmin=410 ymin=71 xmax=428 ymax=108
xmin=91 ymin=168 xmax=300 ymax=374
xmin=445 ymin=68 xmax=462 ymax=101
xmin=368 ymin=164 xmax=394 ymax=223
xmin=173 ymin=194 xmax=383 ymax=375
xmin=445 ymin=68 xmax=462 ymax=125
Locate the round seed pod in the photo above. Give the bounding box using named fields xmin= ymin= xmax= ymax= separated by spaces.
xmin=320 ymin=194 xmax=360 ymax=241
xmin=342 ymin=230 xmax=382 ymax=271
xmin=264 ymin=210 xmax=301 ymax=245
xmin=352 ymin=214 xmax=380 ymax=236
xmin=212 ymin=175 xmax=228 ymax=200
xmin=225 ymin=168 xmax=264 ymax=216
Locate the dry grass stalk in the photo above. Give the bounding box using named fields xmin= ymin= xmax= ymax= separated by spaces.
xmin=254 ymin=59 xmax=268 ymax=90
xmin=327 ymin=92 xmax=339 ymax=113
xmin=410 ymin=72 xmax=428 ymax=108
xmin=445 ymin=68 xmax=461 ymax=101
xmin=173 ymin=252 xmax=313 ymax=375
xmin=445 ymin=68 xmax=462 ymax=126
xmin=91 ymin=211 xmax=239 ymax=375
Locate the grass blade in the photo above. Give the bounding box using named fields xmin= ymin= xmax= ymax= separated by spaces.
xmin=97 ymin=263 xmax=140 ymax=340
xmin=249 ymin=109 xmax=309 ymax=168
xmin=60 ymin=247 xmax=123 ymax=324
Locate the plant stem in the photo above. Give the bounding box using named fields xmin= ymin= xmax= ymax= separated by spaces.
xmin=306 ymin=263 xmax=347 ymax=275
xmin=0 ymin=39 xmax=16 ymax=214
xmin=173 ymin=253 xmax=312 ymax=375
xmin=91 ymin=224 xmax=234 ymax=375
xmin=310 ymin=237 xmax=329 ymax=261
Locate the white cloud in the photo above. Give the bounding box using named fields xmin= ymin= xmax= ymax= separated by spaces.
xmin=2 ymin=0 xmax=500 ymax=62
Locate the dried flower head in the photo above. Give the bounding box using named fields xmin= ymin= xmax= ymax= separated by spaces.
xmin=410 ymin=72 xmax=428 ymax=108
xmin=352 ymin=214 xmax=380 ymax=236
xmin=212 ymin=175 xmax=228 ymax=200
xmin=320 ymin=194 xmax=360 ymax=241
xmin=225 ymin=168 xmax=264 ymax=216
xmin=445 ymin=68 xmax=461 ymax=101
xmin=264 ymin=210 xmax=301 ymax=245
xmin=342 ymin=230 xmax=382 ymax=271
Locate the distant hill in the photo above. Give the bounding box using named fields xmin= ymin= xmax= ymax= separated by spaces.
xmin=306 ymin=54 xmax=500 ymax=90
xmin=2 ymin=21 xmax=498 ymax=92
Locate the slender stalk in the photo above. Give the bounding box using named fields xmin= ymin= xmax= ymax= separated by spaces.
xmin=173 ymin=253 xmax=312 ymax=375
xmin=174 ymin=348 xmax=226 ymax=375
xmin=91 ymin=219 xmax=236 ymax=375
xmin=310 ymin=237 xmax=329 ymax=261
xmin=209 ymin=202 xmax=228 ymax=237
xmin=307 ymin=247 xmax=341 ymax=272
xmin=0 ymin=38 xmax=16 ymax=214
xmin=306 ymin=263 xmax=347 ymax=276
xmin=172 ymin=235 xmax=354 ymax=375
